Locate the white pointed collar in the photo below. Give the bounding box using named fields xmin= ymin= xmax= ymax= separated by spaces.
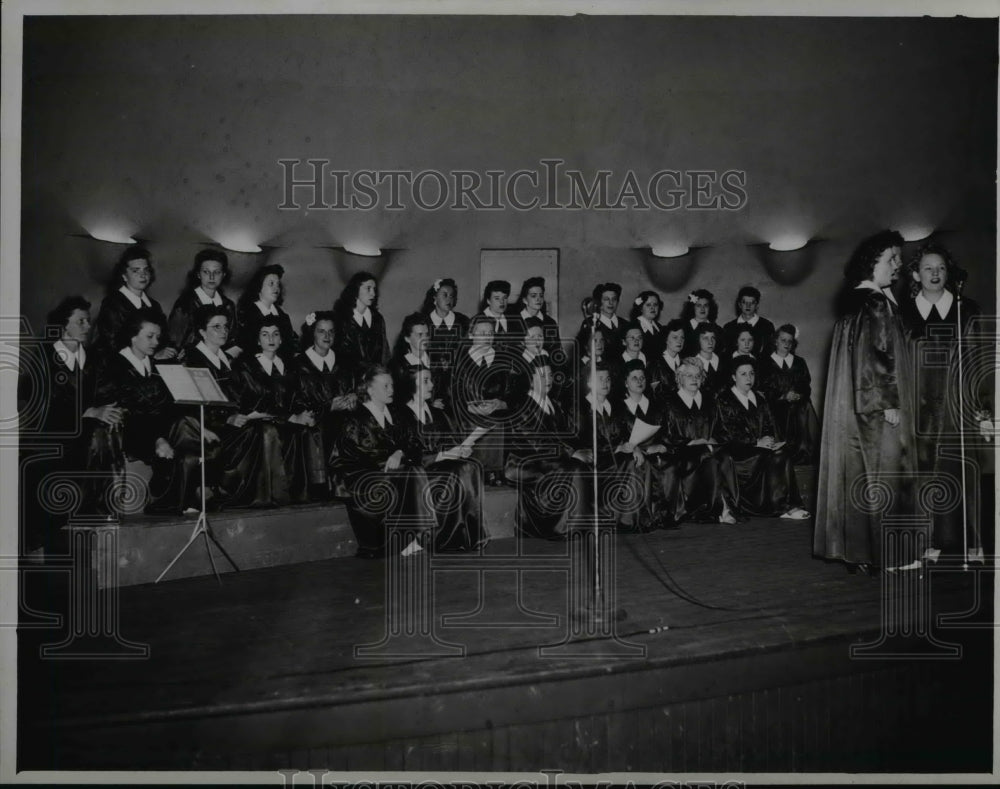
xmin=599 ymin=314 xmax=619 ymax=331
xmin=430 ymin=310 xmax=455 ymax=329
xmin=469 ymin=345 xmax=495 ymax=366
xmin=119 ymin=285 xmax=152 ymax=309
xmin=638 ymin=317 xmax=659 ymax=334
xmin=195 ymin=287 xmax=223 ymax=306
xmin=856 ymin=281 xmax=898 ymax=307
xmin=53 ymin=340 xmax=85 ymax=371
xmin=353 ymin=306 xmax=372 ymax=327
xmin=404 ymin=350 xmax=431 ymax=368
xmin=737 ymin=314 xmax=760 ymax=326
xmin=484 ymin=308 xmax=507 ymax=332
xmin=363 ymin=399 xmax=392 ymax=428
xmin=255 ymin=300 xmax=279 ymax=317
xmin=585 ymin=393 xmax=613 ymax=416
xmin=195 ymin=341 xmax=231 ymax=369
xmin=119 ymin=346 xmax=152 ymax=377
xmin=256 ymin=353 xmax=284 ymax=375
xmin=528 ymin=388 xmax=555 ymax=415
xmin=915 ymin=289 xmax=954 ymax=321
xmin=731 ymin=386 xmax=758 ymax=409
xmin=407 ymin=399 xmax=434 ymax=424
xmin=661 ymin=350 xmax=680 ymax=369
xmin=770 ymin=352 xmax=795 ymax=369
xmin=700 ymin=353 xmax=720 ymax=371
xmin=624 ymin=395 xmax=650 ymax=415
xmin=306 ymin=347 xmax=336 ymax=372
xmin=677 ymin=389 xmax=703 ymax=409
xmin=623 ymin=350 xmax=647 ymax=365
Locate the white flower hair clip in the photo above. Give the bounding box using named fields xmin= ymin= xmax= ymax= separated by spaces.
xmin=634 ymin=296 xmax=644 ymax=306
xmin=305 ymin=312 xmax=317 ymax=326
xmin=688 ymin=293 xmax=699 ymax=304
xmin=432 ymin=279 xmax=443 ymax=292
xmin=794 ymin=326 xmax=801 ymax=340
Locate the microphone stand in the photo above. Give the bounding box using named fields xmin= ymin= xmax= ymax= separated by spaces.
xmin=955 ymin=279 xmax=969 ymax=570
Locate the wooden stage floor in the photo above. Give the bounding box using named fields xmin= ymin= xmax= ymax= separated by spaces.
xmin=16 ymin=516 xmax=995 ymax=774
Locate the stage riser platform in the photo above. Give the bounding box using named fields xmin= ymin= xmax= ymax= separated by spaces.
xmin=73 ymin=468 xmax=816 ymax=588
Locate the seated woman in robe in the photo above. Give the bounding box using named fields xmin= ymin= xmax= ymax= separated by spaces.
xmin=714 ymin=355 xmax=809 ymax=520
xmin=167 ymin=249 xmax=239 ymax=362
xmin=692 ymin=322 xmax=725 ymax=397
xmin=236 ymin=263 xmax=298 ymax=362
xmin=389 ymin=312 xmax=444 ymax=409
xmin=758 ymin=323 xmax=819 ymax=464
xmin=420 ymin=277 xmax=469 ymax=406
xmin=504 ymin=358 xmax=588 ymax=540
xmin=395 ymin=365 xmax=487 ymax=552
xmin=332 ymin=365 xmax=432 ymax=559
xmin=648 ymin=318 xmax=687 ymax=402
xmin=289 ymin=310 xmax=356 ymax=500
xmin=657 ymin=358 xmax=739 ymax=525
xmin=506 ymin=316 xmax=552 ymax=412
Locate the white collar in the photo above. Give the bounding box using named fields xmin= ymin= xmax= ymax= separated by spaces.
xmin=469 ymin=345 xmax=495 ymax=365
xmin=353 ymin=306 xmax=372 ymax=327
xmin=256 ymin=353 xmax=284 ymax=375
xmin=363 ymin=400 xmax=392 ymax=428
xmin=638 ymin=316 xmax=659 ymax=333
xmin=255 ymin=300 xmax=279 ymax=317
xmin=599 ymin=314 xmax=619 ymax=330
xmin=519 ymin=308 xmax=538 ymax=321
xmin=528 ymin=388 xmax=554 ymax=415
xmin=770 ymin=352 xmax=794 ymax=369
xmin=119 ymin=346 xmax=152 ymax=377
xmin=622 ymin=350 xmax=647 ymax=364
xmin=404 ymin=350 xmax=431 ymax=368
xmin=430 ymin=310 xmax=455 ymax=329
xmin=484 ymin=308 xmax=507 ymax=329
xmin=196 ymin=341 xmax=231 ymax=369
xmin=700 ymin=353 xmax=719 ymax=371
xmin=689 ymin=318 xmax=700 ymax=330
xmin=195 ymin=287 xmax=223 ymax=306
xmin=53 ymin=340 xmax=85 ymax=371
xmin=119 ymin=285 xmax=152 ymax=309
xmin=624 ymin=395 xmax=650 ymax=415
xmin=915 ymin=289 xmax=954 ymax=320
xmin=678 ymin=389 xmax=703 ymax=409
xmin=737 ymin=314 xmax=760 ymax=326
xmin=407 ymin=399 xmax=433 ymax=424
xmin=305 ymin=346 xmax=336 ymax=372
xmin=731 ymin=386 xmax=758 ymax=409
xmin=585 ymin=393 xmax=613 ymax=416
xmin=661 ymin=350 xmax=680 ymax=369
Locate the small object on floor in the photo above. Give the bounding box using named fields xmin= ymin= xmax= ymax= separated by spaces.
xmin=922 ymin=547 xmax=942 ymax=564
xmin=780 ymin=507 xmax=810 ymax=520
xmin=647 ymin=624 xmax=670 ymax=634
xmin=400 ymin=539 xmax=423 ymax=557
xmin=885 ymin=559 xmax=922 ymax=573
xmin=967 ymin=547 xmax=985 ymax=564
xmin=718 ymin=510 xmax=737 ymax=525
xmin=182 ymin=507 xmax=200 ymax=517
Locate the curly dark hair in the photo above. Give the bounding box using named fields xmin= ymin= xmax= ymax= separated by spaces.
xmin=239 ymin=263 xmax=286 ymax=309
xmin=48 ymin=296 xmax=91 ymax=332
xmin=398 ymin=364 xmax=434 ymax=404
xmin=192 ymin=304 xmax=231 ymax=332
xmin=906 ymin=242 xmax=967 ymax=297
xmin=514 ymin=277 xmax=549 ymax=315
xmin=629 ymin=290 xmax=662 ymax=321
xmin=334 ymin=272 xmax=379 ymax=321
xmin=300 ymin=309 xmax=336 ymax=351
xmin=733 ymin=286 xmax=762 ymax=317
xmin=844 ymin=230 xmax=904 ymax=285
xmin=479 ymin=280 xmax=511 ymax=312
xmin=109 ymin=245 xmax=155 ymax=292
xmin=729 ymin=353 xmax=758 ymax=378
xmin=420 ymin=278 xmax=458 ymax=314
xmin=183 ymin=249 xmax=231 ymax=293
xmin=391 ymin=312 xmax=430 ymax=362
xmin=680 ymin=289 xmax=718 ymax=323
xmin=116 ymin=308 xmax=165 ymax=351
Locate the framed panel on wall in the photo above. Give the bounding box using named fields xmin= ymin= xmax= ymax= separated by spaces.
xmin=480 ymin=248 xmax=559 ymax=319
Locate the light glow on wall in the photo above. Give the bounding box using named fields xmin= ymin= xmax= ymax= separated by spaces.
xmin=650 ymin=242 xmax=691 ymax=258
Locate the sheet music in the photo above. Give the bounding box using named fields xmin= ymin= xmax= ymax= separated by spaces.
xmin=158 ymin=365 xmax=229 ymax=404
xmin=629 ymin=418 xmax=660 ymax=446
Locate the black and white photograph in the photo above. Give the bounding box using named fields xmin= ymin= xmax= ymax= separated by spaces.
xmin=1 ymin=0 xmax=997 ymax=783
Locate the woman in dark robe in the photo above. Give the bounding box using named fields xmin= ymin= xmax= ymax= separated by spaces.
xmin=473 ymin=279 xmax=518 ymax=347
xmin=814 ymin=230 xmax=918 ymax=574
xmin=657 ymin=358 xmax=740 ymax=525
xmin=573 ymin=364 xmax=652 ymax=531
xmin=679 ymin=288 xmax=719 ymax=356
xmin=225 ymin=317 xmax=317 ymax=506
xmin=692 ymin=322 xmax=725 ymax=397
xmin=396 ymin=365 xmax=487 ymax=552
xmin=167 ymin=249 xmax=240 ymax=362
xmin=730 ymin=327 xmax=757 ymax=360
xmin=389 ymin=312 xmax=443 ymax=407
xmin=715 ymin=355 xmax=809 ymax=520
xmin=512 ymin=277 xmax=561 ymax=358
xmin=503 ymin=357 xmax=588 ymax=540
xmin=628 ymin=290 xmax=665 ymax=360
xmin=236 ymin=264 xmax=298 ymax=362
xmin=332 ymin=271 xmax=391 ymax=390
xmin=451 ymin=314 xmax=512 ymax=486
xmin=421 ymin=278 xmax=469 ymax=405
xmin=289 ymin=310 xmax=356 ymax=500
xmin=758 ymin=323 xmax=820 ymax=464
xmin=649 ymin=318 xmax=687 ymax=403
xmin=722 ymin=286 xmax=776 ymax=358
xmin=506 ymin=317 xmax=552 ymax=413
xmin=19 ymin=297 xmax=123 ymax=549
xmin=92 ymin=245 xmax=176 ymax=365
xmin=576 ymin=282 xmax=626 ymax=354
xmin=331 ymin=365 xmax=432 ymax=559
xmin=899 ymin=243 xmax=985 ymax=562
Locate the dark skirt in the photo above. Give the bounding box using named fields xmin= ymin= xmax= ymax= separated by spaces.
xmin=343 ymin=464 xmax=434 ymax=557
xmin=651 ymin=444 xmax=738 ymax=524
xmin=505 ymin=452 xmax=590 ymax=540
xmin=728 ymin=443 xmax=802 ymax=517
xmin=424 ymin=457 xmax=487 ymax=552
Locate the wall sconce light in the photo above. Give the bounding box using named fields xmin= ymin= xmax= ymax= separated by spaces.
xmin=316 ymin=244 xmax=395 ymax=283
xmin=342 ymin=241 xmax=383 ymax=257
xmin=640 ymin=245 xmax=704 ymax=291
xmin=650 ymin=242 xmax=691 ymax=259
xmin=76 ymin=226 xmax=140 ymax=245
xmin=898 ymin=225 xmax=935 ymax=243
xmin=752 ymin=238 xmax=819 ymax=286
xmin=216 ymin=232 xmax=264 ymax=254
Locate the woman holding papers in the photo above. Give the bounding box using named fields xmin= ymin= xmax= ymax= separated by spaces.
xmin=504 ymin=358 xmax=588 ymax=540
xmin=167 ymin=249 xmax=239 ymax=360
xmin=658 ymin=358 xmax=740 ymax=525
xmin=758 ymin=324 xmax=819 ymax=464
xmin=333 ymin=272 xmax=391 ymax=388
xmin=290 ymin=310 xmax=356 ymax=500
xmin=236 ymin=264 xmax=298 ymax=362
xmin=397 ymin=366 xmax=487 ymax=552
xmin=333 ymin=365 xmax=432 ymax=559
xmin=715 ymin=355 xmax=809 ymax=519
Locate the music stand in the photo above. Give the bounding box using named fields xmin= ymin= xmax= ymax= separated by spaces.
xmin=154 ymin=366 xmax=239 ymax=584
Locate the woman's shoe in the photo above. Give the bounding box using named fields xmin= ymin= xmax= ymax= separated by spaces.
xmin=718 ymin=510 xmax=737 ymax=525
xmin=780 ymin=507 xmax=810 ymax=520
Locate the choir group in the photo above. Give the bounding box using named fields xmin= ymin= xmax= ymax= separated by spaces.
xmin=19 ymin=230 xmax=989 ymax=568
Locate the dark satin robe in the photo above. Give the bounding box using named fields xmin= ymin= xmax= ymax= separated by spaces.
xmin=167 ymin=290 xmax=238 ymax=358
xmin=758 ymin=354 xmax=820 ymax=463
xmin=395 ymin=403 xmax=486 ymax=551
xmin=333 ymin=310 xmax=390 ymax=387
xmin=722 ymin=316 xmax=776 ymax=357
xmin=649 ymin=352 xmax=682 ymax=403
xmin=331 ymin=406 xmax=432 ymax=558
xmin=92 ymin=290 xmax=171 ymax=363
xmin=451 ymin=346 xmax=512 ymax=474
xmin=425 ymin=310 xmax=469 ymax=405
xmin=714 ymin=387 xmax=803 ymax=517
xmin=814 ymin=289 xmax=917 ymax=567
xmin=236 ymin=303 xmax=299 ymax=361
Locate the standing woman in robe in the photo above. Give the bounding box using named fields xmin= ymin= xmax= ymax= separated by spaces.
xmin=290 ymin=310 xmax=356 ymax=500
xmin=332 ymin=365 xmax=432 ymax=559
xmin=389 ymin=312 xmax=436 ymax=399
xmin=899 ymin=243 xmax=984 ymax=561
xmin=692 ymin=322 xmax=725 ymax=397
xmin=332 ymin=272 xmax=390 ymax=390
xmin=227 ymin=317 xmax=317 ymax=506
xmin=629 ymin=290 xmax=665 ymax=359
xmin=421 ymin=278 xmax=469 ymax=405
xmin=649 ymin=318 xmax=687 ymax=402
xmin=92 ymin=246 xmax=175 ymax=365
xmin=758 ymin=324 xmax=820 ymax=464
xmin=730 ymin=327 xmax=757 ymax=360
xmin=396 ymin=366 xmax=487 ymax=552
xmin=813 ymin=230 xmax=918 ymax=574
xmin=168 ymin=249 xmax=240 ymax=361
xmin=576 ymin=282 xmax=626 ymax=354
xmin=658 ymin=359 xmax=739 ymax=525
xmin=715 ymin=355 xmax=809 ymax=520
xmin=679 ymin=289 xmax=719 ymax=356
xmin=236 ymin=263 xmax=298 ymax=362
xmin=722 ymin=286 xmax=776 ymax=359
xmin=512 ymin=277 xmax=561 ymax=358
xmin=19 ymin=297 xmax=123 ymax=548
